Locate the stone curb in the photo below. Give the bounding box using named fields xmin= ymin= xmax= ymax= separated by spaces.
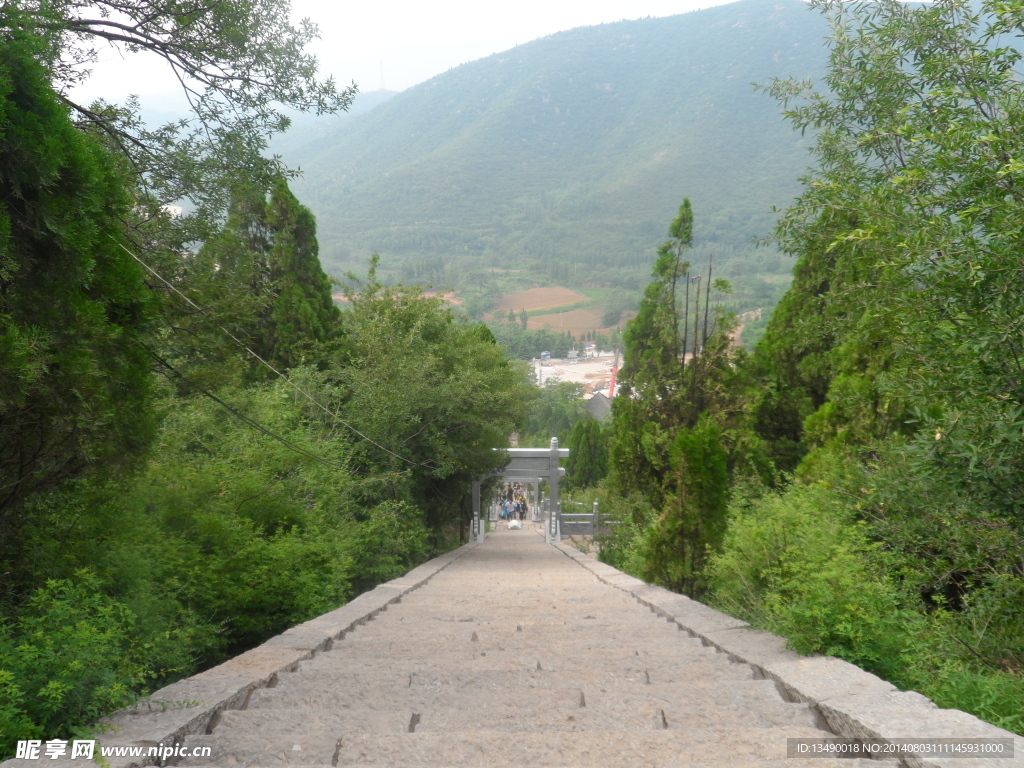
xmin=552 ymin=540 xmax=1023 ymax=768
xmin=1 ymin=542 xmax=477 ymax=768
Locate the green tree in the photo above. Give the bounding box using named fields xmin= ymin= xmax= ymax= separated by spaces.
xmin=565 ymin=418 xmax=608 ymax=490
xmin=7 ymin=0 xmax=355 ymax=246
xmin=519 ymin=380 xmax=587 ymax=447
xmin=619 ymin=199 xmax=692 ymax=408
xmin=0 ymin=34 xmax=153 ymax=551
xmin=260 ymin=177 xmax=341 ymax=370
xmin=180 ymin=177 xmax=341 ymax=379
xmin=604 ymin=199 xmax=751 ymax=595
xmin=766 ymin=0 xmax=1024 ymax=519
xmin=641 ymin=416 xmax=729 ymax=596
xmin=610 ymin=199 xmax=736 ymax=506
xmin=338 ymin=258 xmax=533 ymax=540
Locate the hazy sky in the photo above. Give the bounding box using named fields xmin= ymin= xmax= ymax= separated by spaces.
xmin=72 ymin=0 xmax=739 ymax=105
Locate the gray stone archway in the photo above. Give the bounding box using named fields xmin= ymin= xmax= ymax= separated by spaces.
xmin=471 ymin=438 xmax=568 ymax=544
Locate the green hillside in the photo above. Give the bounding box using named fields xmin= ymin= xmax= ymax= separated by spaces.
xmin=283 ymin=0 xmax=826 ymax=278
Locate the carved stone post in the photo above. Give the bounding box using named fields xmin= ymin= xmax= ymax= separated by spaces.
xmin=548 ymin=437 xmax=561 ymax=543
xmin=472 ymin=480 xmax=484 ymax=543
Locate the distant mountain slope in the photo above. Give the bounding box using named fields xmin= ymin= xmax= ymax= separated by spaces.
xmin=281 ymin=0 xmax=828 ymax=279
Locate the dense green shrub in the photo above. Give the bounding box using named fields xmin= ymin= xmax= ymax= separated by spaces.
xmin=708 ymin=481 xmax=1024 ymax=734
xmin=0 ymin=574 xmax=145 ymax=744
xmin=0 ymin=368 xmax=468 ymax=755
xmin=593 ymin=486 xmax=657 ymax=578
xmin=345 ymin=502 xmax=432 ymax=594
xmin=709 ymin=483 xmax=913 ymax=676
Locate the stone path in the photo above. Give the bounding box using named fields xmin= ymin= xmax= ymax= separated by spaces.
xmin=179 ymin=528 xmax=892 ymax=767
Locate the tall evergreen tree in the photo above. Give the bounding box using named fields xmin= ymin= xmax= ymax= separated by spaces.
xmin=640 ymin=416 xmax=729 ymax=596
xmin=606 ymin=199 xmax=748 ymax=596
xmin=0 ymin=34 xmax=153 ymax=546
xmin=566 ymin=418 xmax=608 ymax=490
xmin=261 ymin=177 xmax=341 ymax=370
xmin=193 ymin=176 xmax=341 ymax=376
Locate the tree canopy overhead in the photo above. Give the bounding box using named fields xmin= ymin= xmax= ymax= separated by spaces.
xmin=3 ymin=0 xmax=355 ymax=243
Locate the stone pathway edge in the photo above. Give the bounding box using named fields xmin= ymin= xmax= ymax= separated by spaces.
xmin=0 ymin=542 xmax=479 ymax=768
xmin=552 ymin=540 xmax=1023 ymax=768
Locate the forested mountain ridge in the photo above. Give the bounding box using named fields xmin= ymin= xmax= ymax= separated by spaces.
xmin=280 ymin=0 xmax=829 ymax=281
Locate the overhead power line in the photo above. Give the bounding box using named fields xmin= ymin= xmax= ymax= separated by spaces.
xmin=120 ymin=241 xmax=431 ymax=469
xmin=138 ymin=341 xmax=349 ymax=471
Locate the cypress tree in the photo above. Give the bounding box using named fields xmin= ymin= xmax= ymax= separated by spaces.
xmin=0 ymin=35 xmax=154 ymax=539
xmin=566 ymin=418 xmax=608 ymax=490
xmin=640 ymin=416 xmax=728 ymax=596
xmin=261 ymin=177 xmax=341 ymax=370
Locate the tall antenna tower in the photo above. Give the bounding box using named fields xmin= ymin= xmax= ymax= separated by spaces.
xmin=379 ymin=60 xmax=385 ymax=92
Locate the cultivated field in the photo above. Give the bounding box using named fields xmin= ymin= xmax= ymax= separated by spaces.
xmin=528 ymin=308 xmax=636 ymax=336
xmin=495 ymin=287 xmax=588 ymax=313
xmin=527 ymin=308 xmax=606 ymax=335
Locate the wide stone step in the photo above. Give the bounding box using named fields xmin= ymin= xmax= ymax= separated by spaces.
xmin=328 ymin=728 xmax=854 ymax=767
xmin=179 ymin=710 xmax=410 ymax=766
xmin=179 ymin=706 xmax=692 ymax=765
xmin=247 ymin=678 xmax=786 ymax=713
xmin=258 ymin=665 xmax=754 ymax=702
xmin=247 ymin=683 xmax=589 ymax=711
xmin=335 ymin=620 xmax=689 ymax=646
xmin=295 ymin=646 xmax=730 ymax=678
xmin=299 ymin=642 xmax=714 ymax=665
xmin=181 ymin=725 xmax=858 ymax=768
xmin=303 ymin=626 xmax=708 ymax=654
xmin=413 ymin=697 xmax=821 ymax=732
xmin=313 ymin=636 xmax=714 ymax=664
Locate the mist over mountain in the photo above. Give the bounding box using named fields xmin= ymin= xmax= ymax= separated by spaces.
xmin=276 ymin=0 xmax=828 ymax=291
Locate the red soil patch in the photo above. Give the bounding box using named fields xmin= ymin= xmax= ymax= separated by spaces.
xmin=496 ymin=287 xmax=588 ymax=313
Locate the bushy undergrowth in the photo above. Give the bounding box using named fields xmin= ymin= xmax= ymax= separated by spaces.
xmin=0 ymin=375 xmax=437 ymax=754
xmin=0 ymin=575 xmax=145 ymax=746
xmin=709 ymin=485 xmax=915 ymax=674
xmin=706 ymin=480 xmax=1024 ymax=735
xmin=596 ymin=461 xmax=1024 ymax=736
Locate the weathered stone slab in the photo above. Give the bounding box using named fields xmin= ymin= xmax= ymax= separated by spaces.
xmin=602 ymin=572 xmax=648 ymax=589
xmin=202 ymin=647 xmax=316 ymax=685
xmin=700 ymin=628 xmax=800 ymax=668
xmin=817 ymin=690 xmax=1024 ymax=768
xmin=761 ymin=656 xmax=897 ymax=704
xmin=663 ymin=600 xmax=751 ymax=636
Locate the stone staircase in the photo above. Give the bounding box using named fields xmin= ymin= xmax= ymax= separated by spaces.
xmin=176 ymin=529 xmax=893 ymax=768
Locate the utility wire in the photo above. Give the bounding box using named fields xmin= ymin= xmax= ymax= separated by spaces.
xmin=138 ymin=341 xmax=349 ymax=470
xmin=120 ymin=241 xmax=431 ymax=468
